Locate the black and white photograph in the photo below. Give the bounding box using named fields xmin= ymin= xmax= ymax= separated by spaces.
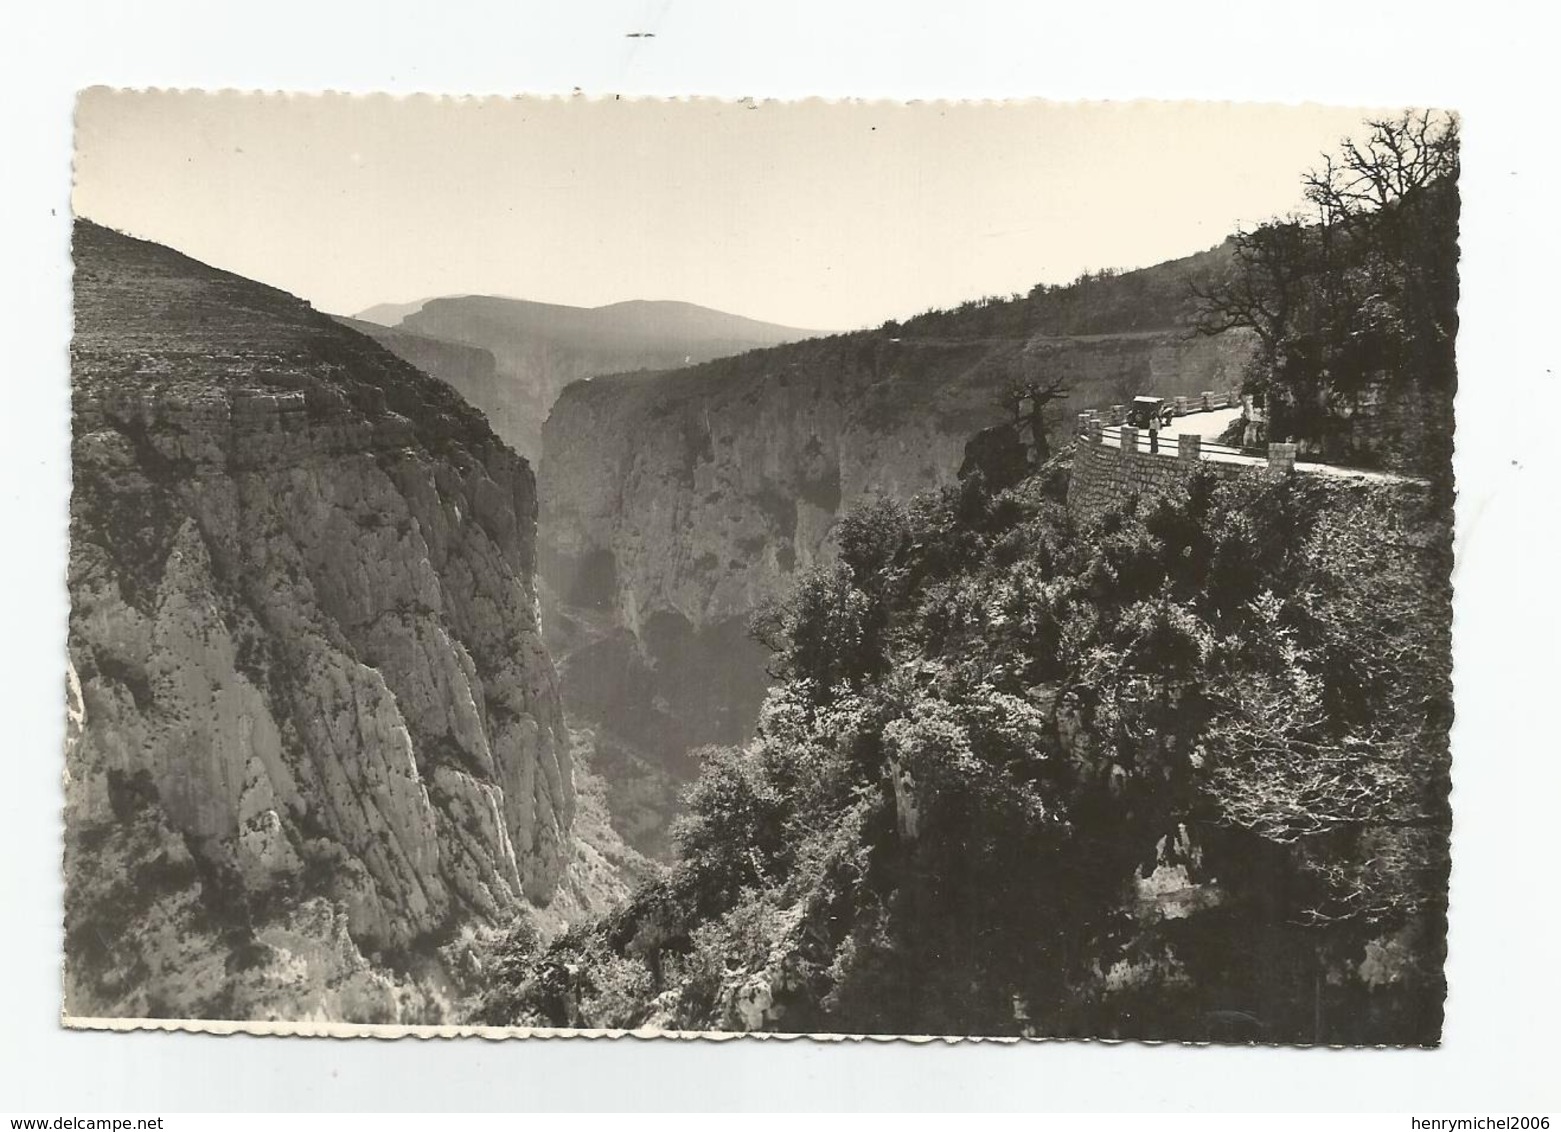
xmin=63 ymin=90 xmax=1460 ymax=1044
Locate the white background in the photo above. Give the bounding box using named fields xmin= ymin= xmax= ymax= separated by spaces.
xmin=2 ymin=0 xmax=1557 ymax=1113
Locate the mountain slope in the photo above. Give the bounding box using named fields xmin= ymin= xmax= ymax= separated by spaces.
xmin=383 ymin=295 xmax=822 ymax=458
xmin=537 ymin=248 xmax=1257 ymax=854
xmin=66 ymin=221 xmax=597 ymax=1023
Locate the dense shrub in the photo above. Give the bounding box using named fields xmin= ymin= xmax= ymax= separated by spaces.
xmin=481 ymin=462 xmax=1450 ymax=1041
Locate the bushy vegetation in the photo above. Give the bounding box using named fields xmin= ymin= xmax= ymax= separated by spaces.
xmin=479 ymin=458 xmax=1451 ymax=1042
xmin=884 ymin=248 xmax=1235 ymax=342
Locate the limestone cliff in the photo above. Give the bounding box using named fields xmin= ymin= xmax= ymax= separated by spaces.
xmin=65 ymin=221 xmax=581 ymax=1023
xmin=538 ymin=322 xmax=1256 ymax=842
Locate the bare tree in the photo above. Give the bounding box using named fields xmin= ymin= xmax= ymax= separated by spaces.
xmin=994 ymin=371 xmax=1070 ymax=465
xmin=1186 ymin=110 xmax=1459 ymax=471
xmin=1188 ymin=218 xmax=1312 ymax=354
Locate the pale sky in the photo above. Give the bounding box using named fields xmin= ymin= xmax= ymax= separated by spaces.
xmin=73 ymin=91 xmax=1385 ymax=331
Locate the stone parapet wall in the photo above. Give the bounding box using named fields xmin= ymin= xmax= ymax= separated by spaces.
xmin=1067 ymin=433 xmax=1312 ymax=521
xmin=1096 ymin=389 xmax=1240 ymax=426
xmin=1067 ymin=430 xmax=1432 ymax=532
xmin=1067 ymin=432 xmax=1243 ymax=520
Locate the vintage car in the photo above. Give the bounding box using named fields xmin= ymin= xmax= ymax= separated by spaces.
xmin=1126 ymin=395 xmax=1173 ymax=429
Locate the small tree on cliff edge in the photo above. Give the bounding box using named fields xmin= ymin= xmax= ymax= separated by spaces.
xmin=995 ymin=371 xmax=1070 ymax=465
xmin=1191 ymin=110 xmax=1459 ymax=472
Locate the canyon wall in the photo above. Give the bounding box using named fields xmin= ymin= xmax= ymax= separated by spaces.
xmin=66 ymin=222 xmax=590 ymax=1023
xmin=545 ymin=329 xmax=1254 ymax=636
xmin=538 ymin=323 xmax=1258 ymax=843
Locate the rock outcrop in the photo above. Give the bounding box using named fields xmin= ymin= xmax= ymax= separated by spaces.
xmin=65 ymin=221 xmax=578 ymax=1023
xmin=333 ymin=314 xmax=503 ymax=424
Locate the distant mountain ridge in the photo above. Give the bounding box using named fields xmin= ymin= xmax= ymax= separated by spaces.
xmin=346 ymin=294 xmax=823 ymax=459
xmin=353 ymin=298 xmax=433 ymax=326
xmin=356 ymin=294 xmax=819 ymax=342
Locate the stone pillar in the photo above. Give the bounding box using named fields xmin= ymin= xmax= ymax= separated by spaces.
xmin=1201 ymin=390 xmax=1214 ymax=411
xmin=1173 ymin=395 xmax=1188 ymax=417
xmin=1267 ymin=442 xmax=1297 ymax=475
xmin=1110 ymin=404 xmax=1125 ymax=425
xmin=1179 ymin=433 xmax=1202 ymax=463
xmin=1086 ymin=419 xmax=1103 ymax=443
xmin=1077 ymin=412 xmax=1091 ymax=436
xmin=1119 ymin=425 xmax=1139 ymax=455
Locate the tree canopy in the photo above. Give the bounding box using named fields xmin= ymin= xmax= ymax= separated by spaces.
xmin=478 ymin=457 xmax=1452 ymax=1042
xmin=1192 ymin=111 xmax=1460 ymax=475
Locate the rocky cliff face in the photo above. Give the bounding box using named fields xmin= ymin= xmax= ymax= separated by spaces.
xmin=330 ymin=317 xmax=545 ymax=459
xmin=538 ymin=322 xmax=1256 ymax=847
xmin=65 ymin=222 xmax=582 ymax=1023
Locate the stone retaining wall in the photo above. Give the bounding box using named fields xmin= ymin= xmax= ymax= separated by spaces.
xmin=1067 ymin=431 xmax=1300 ymax=521
xmin=1068 ymin=432 xmax=1218 ymax=519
